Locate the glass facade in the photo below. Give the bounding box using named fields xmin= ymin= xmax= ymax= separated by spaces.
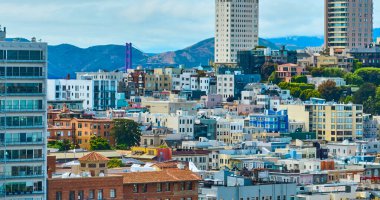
xmin=0 ymin=41 xmax=47 ymax=199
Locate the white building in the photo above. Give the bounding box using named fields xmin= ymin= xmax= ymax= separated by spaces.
xmin=307 ymin=76 xmax=346 ymax=87
xmin=0 ymin=28 xmax=47 ymax=199
xmin=166 ymin=110 xmax=195 ymax=139
xmin=47 ymin=79 xmax=93 ymax=109
xmin=217 ymin=73 xmax=234 ymax=101
xmin=199 ymin=77 xmax=211 ymax=95
xmin=215 ymin=0 xmax=259 ymax=64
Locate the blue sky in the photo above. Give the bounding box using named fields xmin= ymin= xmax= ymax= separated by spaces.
xmin=1 ymin=0 xmax=379 ymax=53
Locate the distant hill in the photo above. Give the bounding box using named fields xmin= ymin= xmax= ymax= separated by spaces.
xmin=266 ymin=36 xmax=324 ymax=50
xmin=47 ymin=38 xmax=278 ymax=78
xmin=8 ymin=28 xmax=380 ymax=78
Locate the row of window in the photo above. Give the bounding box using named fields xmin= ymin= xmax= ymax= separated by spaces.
xmin=132 ymin=182 xmax=193 ymax=193
xmin=0 ymin=99 xmax=43 ymax=111
xmin=0 ymin=50 xmax=44 ymax=61
xmin=0 ymin=83 xmax=43 ymax=94
xmin=0 ymin=132 xmax=43 ymax=144
xmin=56 ymin=189 xmax=116 ymax=200
xmin=0 ymin=149 xmax=43 ymax=160
xmin=0 ymin=66 xmax=44 ymax=77
xmin=0 ymin=116 xmax=43 ymax=127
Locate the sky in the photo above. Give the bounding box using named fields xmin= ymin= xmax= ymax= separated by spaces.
xmin=1 ymin=0 xmax=379 ymax=53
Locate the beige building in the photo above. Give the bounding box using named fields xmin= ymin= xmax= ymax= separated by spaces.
xmin=324 ymin=0 xmax=373 ymax=52
xmin=144 ymin=69 xmax=172 ymax=92
xmin=317 ymin=55 xmax=338 ymax=68
xmin=281 ymin=101 xmax=363 ymax=142
xmin=215 ymin=0 xmax=259 ymax=65
xmin=141 ymin=95 xmax=197 ymax=115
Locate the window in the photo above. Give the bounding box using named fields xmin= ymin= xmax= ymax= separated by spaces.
xmin=180 ymin=182 xmax=185 ymax=191
xmin=78 ymin=190 xmax=84 ymax=200
xmin=89 ymin=190 xmax=95 ymax=199
xmin=133 ymin=184 xmax=138 ymax=193
xmin=165 ymin=182 xmax=171 ymax=191
xmin=97 ymin=190 xmax=103 ymax=200
xmin=110 ymin=189 xmax=116 ymax=198
xmin=186 ymin=182 xmax=193 ymax=190
xmin=56 ymin=191 xmax=62 ymax=200
xmin=142 ymin=184 xmax=147 ymax=193
xmin=157 ymin=183 xmax=162 ymax=192
xmin=69 ymin=191 xmax=75 ymax=200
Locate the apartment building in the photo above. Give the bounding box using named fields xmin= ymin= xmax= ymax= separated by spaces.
xmin=47 ymin=79 xmax=93 ymax=109
xmin=216 ymin=73 xmax=234 ymax=101
xmin=281 ymin=98 xmax=364 ymax=142
xmin=0 ymin=28 xmax=47 ymax=199
xmin=324 ymin=0 xmax=373 ymax=52
xmin=215 ymin=0 xmax=259 ymax=65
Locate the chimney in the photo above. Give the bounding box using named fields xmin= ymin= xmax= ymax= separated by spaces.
xmin=66 ymin=73 xmax=71 ymax=80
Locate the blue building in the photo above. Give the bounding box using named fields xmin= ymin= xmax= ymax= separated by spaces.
xmin=249 ymin=110 xmax=289 ymax=133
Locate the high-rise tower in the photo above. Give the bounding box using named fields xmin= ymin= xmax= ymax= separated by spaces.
xmin=0 ymin=27 xmax=48 ymax=199
xmin=215 ymin=0 xmax=259 ymax=65
xmin=324 ymin=0 xmax=373 ymax=52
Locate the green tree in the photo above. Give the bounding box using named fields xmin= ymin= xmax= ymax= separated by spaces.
xmin=290 ymin=87 xmax=302 ymax=98
xmin=268 ymin=71 xmax=281 ymax=84
xmin=344 ymin=72 xmax=364 ymax=86
xmin=352 ymin=59 xmax=363 ymax=72
xmin=111 ymin=119 xmax=142 ymax=149
xmin=47 ymin=139 xmax=74 ymax=151
xmin=299 ymin=89 xmax=321 ymax=101
xmin=261 ymin=63 xmax=276 ymax=81
xmin=318 ymin=80 xmax=341 ymax=101
xmin=89 ymin=136 xmax=111 ymax=151
xmin=311 ymin=68 xmax=324 ymax=77
xmin=342 ymin=96 xmax=353 ymax=104
xmin=292 ymin=75 xmax=308 ymax=83
xmin=323 ymin=68 xmax=346 ymax=77
xmin=353 ymin=83 xmax=377 ymax=104
xmin=354 ymin=67 xmax=380 ymax=85
xmin=107 ymin=158 xmax=123 ymax=168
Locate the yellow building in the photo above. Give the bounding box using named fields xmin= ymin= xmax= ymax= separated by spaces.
xmin=144 ymin=71 xmax=172 ymax=92
xmin=281 ymin=100 xmax=363 ymax=142
xmin=317 ymin=55 xmax=338 ymax=68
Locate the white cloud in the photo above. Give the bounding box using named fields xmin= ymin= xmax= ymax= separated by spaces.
xmin=0 ymin=0 xmax=378 ymax=52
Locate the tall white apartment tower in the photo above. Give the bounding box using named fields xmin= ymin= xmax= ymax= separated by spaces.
xmin=0 ymin=27 xmax=48 ymax=200
xmin=215 ymin=0 xmax=259 ymax=65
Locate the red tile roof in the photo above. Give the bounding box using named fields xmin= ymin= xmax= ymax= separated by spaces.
xmin=78 ymin=152 xmax=110 ymax=162
xmin=122 ymin=169 xmax=201 ymax=184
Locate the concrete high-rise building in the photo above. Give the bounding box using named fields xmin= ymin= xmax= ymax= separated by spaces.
xmin=215 ymin=0 xmax=259 ymax=65
xmin=324 ymin=0 xmax=373 ymax=52
xmin=0 ymin=27 xmax=48 ymax=199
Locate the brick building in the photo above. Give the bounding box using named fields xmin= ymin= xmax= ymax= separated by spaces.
xmin=48 ymin=152 xmax=201 ymax=200
xmin=122 ymin=169 xmax=201 ymax=200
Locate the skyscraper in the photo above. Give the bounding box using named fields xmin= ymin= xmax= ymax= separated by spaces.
xmin=324 ymin=0 xmax=373 ymax=52
xmin=215 ymin=0 xmax=259 ymax=65
xmin=0 ymin=27 xmax=47 ymax=199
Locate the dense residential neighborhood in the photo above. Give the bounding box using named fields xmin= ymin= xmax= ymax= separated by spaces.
xmin=2 ymin=0 xmax=380 ymax=200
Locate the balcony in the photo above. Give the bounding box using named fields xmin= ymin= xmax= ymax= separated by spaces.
xmin=0 ymin=171 xmax=45 ymax=179
xmin=0 ymin=191 xmax=44 ymax=197
xmin=0 ymin=156 xmax=45 ymax=163
xmin=0 ymin=139 xmax=44 ymax=146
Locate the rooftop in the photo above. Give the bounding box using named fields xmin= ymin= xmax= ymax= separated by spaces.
xmin=122 ymin=169 xmax=201 ymax=184
xmin=78 ymin=152 xmax=110 ymax=162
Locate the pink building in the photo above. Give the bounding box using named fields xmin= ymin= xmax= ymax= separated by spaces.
xmin=276 ymin=63 xmax=307 ymax=82
xmin=201 ymin=94 xmax=222 ymax=109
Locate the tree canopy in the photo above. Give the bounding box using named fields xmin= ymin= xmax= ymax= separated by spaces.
xmin=111 ymin=119 xmax=142 ymax=149
xmin=318 ymin=80 xmax=341 ymax=102
xmin=89 ymin=136 xmax=111 ymax=151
